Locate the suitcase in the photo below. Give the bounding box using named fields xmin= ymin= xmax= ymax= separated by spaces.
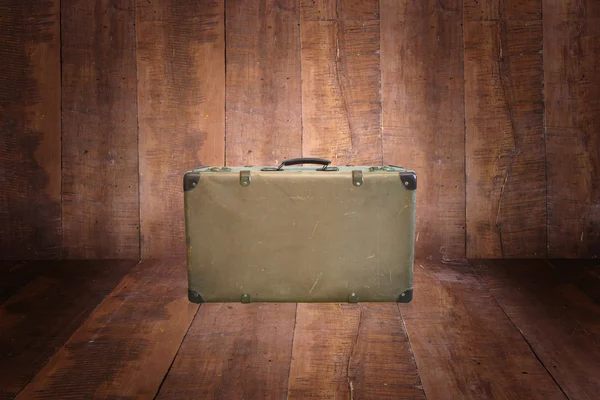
xmin=183 ymin=158 xmax=416 ymax=304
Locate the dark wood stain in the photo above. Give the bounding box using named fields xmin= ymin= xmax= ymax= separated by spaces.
xmin=137 ymin=0 xmax=225 ymax=258
xmin=381 ymin=0 xmax=466 ymax=260
xmin=0 ymin=0 xmax=61 ymax=260
xmin=287 ymin=303 xmax=425 ymax=399
xmin=15 ymin=259 xmax=198 ymax=400
xmin=400 ymin=262 xmax=566 ymax=400
xmin=550 ymin=259 xmax=600 ymax=304
xmin=226 ymin=0 xmax=302 ymax=166
xmin=61 ymin=0 xmax=139 ymax=259
xmin=465 ymin=1 xmax=546 ymax=258
xmin=156 ymin=303 xmax=296 ymax=399
xmin=0 ymin=260 xmax=136 ymax=400
xmin=545 ymin=0 xmax=600 ymax=258
xmin=473 ymin=260 xmax=600 ymax=399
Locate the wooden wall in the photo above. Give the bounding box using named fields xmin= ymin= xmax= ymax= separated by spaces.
xmin=0 ymin=0 xmax=598 ymax=261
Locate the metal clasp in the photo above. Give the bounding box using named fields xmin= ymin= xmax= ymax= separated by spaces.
xmin=240 ymin=170 xmax=251 ymax=187
xmin=352 ymin=170 xmax=363 ymax=187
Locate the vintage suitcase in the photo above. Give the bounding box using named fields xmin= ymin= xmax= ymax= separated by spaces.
xmin=183 ymin=158 xmax=416 ymax=304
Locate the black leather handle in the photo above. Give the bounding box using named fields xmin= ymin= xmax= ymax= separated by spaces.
xmin=261 ymin=157 xmax=337 ymax=171
xmin=278 ymin=158 xmax=331 ymax=169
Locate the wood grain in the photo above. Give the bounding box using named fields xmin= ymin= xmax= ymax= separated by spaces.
xmin=473 ymin=260 xmax=600 ymax=400
xmin=225 ymin=0 xmax=302 ymax=166
xmin=545 ymin=0 xmax=600 ymax=257
xmin=464 ymin=0 xmax=546 ymax=259
xmin=550 ymin=259 xmax=600 ymax=303
xmin=0 ymin=0 xmax=61 ymax=259
xmin=287 ymin=303 xmax=425 ymax=399
xmin=16 ymin=259 xmax=197 ymax=400
xmin=1 ymin=261 xmax=41 ymax=304
xmin=400 ymin=262 xmax=565 ymax=400
xmin=61 ymin=0 xmax=138 ymax=259
xmin=300 ymin=0 xmax=379 ymax=21
xmin=301 ymin=1 xmax=381 ymax=165
xmin=0 ymin=260 xmax=136 ymax=400
xmin=381 ymin=0 xmax=465 ymax=260
xmin=156 ymin=303 xmax=296 ymax=399
xmin=137 ymin=0 xmax=225 ymax=259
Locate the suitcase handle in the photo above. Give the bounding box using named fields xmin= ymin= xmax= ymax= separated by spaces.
xmin=262 ymin=158 xmax=337 ymax=171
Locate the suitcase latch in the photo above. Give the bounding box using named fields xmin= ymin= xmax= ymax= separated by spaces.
xmin=240 ymin=170 xmax=251 ymax=187
xmin=352 ymin=170 xmax=363 ymax=187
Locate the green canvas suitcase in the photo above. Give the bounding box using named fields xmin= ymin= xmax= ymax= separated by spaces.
xmin=183 ymin=158 xmax=416 ymax=304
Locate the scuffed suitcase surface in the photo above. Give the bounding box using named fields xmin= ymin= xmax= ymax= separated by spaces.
xmin=184 ymin=165 xmax=416 ymax=303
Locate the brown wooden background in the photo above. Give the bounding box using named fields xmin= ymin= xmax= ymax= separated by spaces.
xmin=1 ymin=0 xmax=598 ymax=261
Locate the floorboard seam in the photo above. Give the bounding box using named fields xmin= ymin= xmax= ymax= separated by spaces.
xmin=469 ymin=262 xmax=571 ymax=400
xmin=285 ymin=303 xmax=299 ymax=400
xmin=152 ymin=303 xmax=202 ymax=400
xmin=396 ymin=303 xmax=427 ymax=399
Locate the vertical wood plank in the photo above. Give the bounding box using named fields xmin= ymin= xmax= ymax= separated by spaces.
xmin=473 ymin=260 xmax=600 ymax=400
xmin=545 ymin=0 xmax=600 ymax=258
xmin=0 ymin=260 xmax=136 ymax=400
xmin=401 ymin=262 xmax=566 ymax=400
xmin=300 ymin=0 xmax=381 ymax=165
xmin=61 ymin=0 xmax=139 ymax=259
xmin=225 ymin=0 xmax=302 ymax=166
xmin=0 ymin=0 xmax=61 ymax=259
xmin=287 ymin=303 xmax=425 ymax=400
xmin=15 ymin=260 xmax=198 ymax=400
xmin=156 ymin=303 xmax=297 ymax=399
xmin=381 ymin=0 xmax=465 ymax=260
xmin=137 ymin=0 xmax=225 ymax=258
xmin=464 ymin=0 xmax=546 ymax=258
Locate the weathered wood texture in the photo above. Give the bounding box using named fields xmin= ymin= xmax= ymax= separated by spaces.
xmin=225 ymin=0 xmax=302 ymax=166
xmin=287 ymin=303 xmax=425 ymax=400
xmin=157 ymin=303 xmax=296 ymax=399
xmin=300 ymin=0 xmax=382 ymax=165
xmin=137 ymin=0 xmax=225 ymax=259
xmin=474 ymin=260 xmax=600 ymax=400
xmin=61 ymin=0 xmax=139 ymax=259
xmin=16 ymin=259 xmax=197 ymax=400
xmin=0 ymin=0 xmax=61 ymax=259
xmin=381 ymin=0 xmax=465 ymax=261
xmin=1 ymin=261 xmax=42 ymax=304
xmin=0 ymin=260 xmax=136 ymax=400
xmin=545 ymin=0 xmax=600 ymax=258
xmin=464 ymin=0 xmax=546 ymax=259
xmin=551 ymin=259 xmax=600 ymax=303
xmin=400 ymin=262 xmax=565 ymax=400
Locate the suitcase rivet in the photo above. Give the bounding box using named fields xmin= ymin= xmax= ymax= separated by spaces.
xmin=348 ymin=292 xmax=359 ymax=303
xmin=404 ymin=181 xmax=409 ymax=186
xmin=241 ymin=293 xmax=251 ymax=303
xmin=352 ymin=170 xmax=363 ymax=187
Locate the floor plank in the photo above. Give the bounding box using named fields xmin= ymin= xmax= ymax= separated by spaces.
xmin=225 ymin=0 xmax=302 ymax=166
xmin=0 ymin=0 xmax=61 ymax=259
xmin=464 ymin=0 xmax=546 ymax=258
xmin=0 ymin=260 xmax=137 ymax=400
xmin=400 ymin=261 xmax=565 ymax=400
xmin=61 ymin=0 xmax=139 ymax=258
xmin=287 ymin=303 xmax=425 ymax=400
xmin=473 ymin=259 xmax=600 ymax=400
xmin=381 ymin=0 xmax=466 ymax=261
xmin=0 ymin=261 xmax=48 ymax=304
xmin=137 ymin=0 xmax=225 ymax=258
xmin=550 ymin=259 xmax=600 ymax=303
xmin=156 ymin=303 xmax=297 ymax=399
xmin=15 ymin=259 xmax=197 ymax=400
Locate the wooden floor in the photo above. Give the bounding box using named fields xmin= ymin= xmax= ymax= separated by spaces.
xmin=1 ymin=259 xmax=599 ymax=400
